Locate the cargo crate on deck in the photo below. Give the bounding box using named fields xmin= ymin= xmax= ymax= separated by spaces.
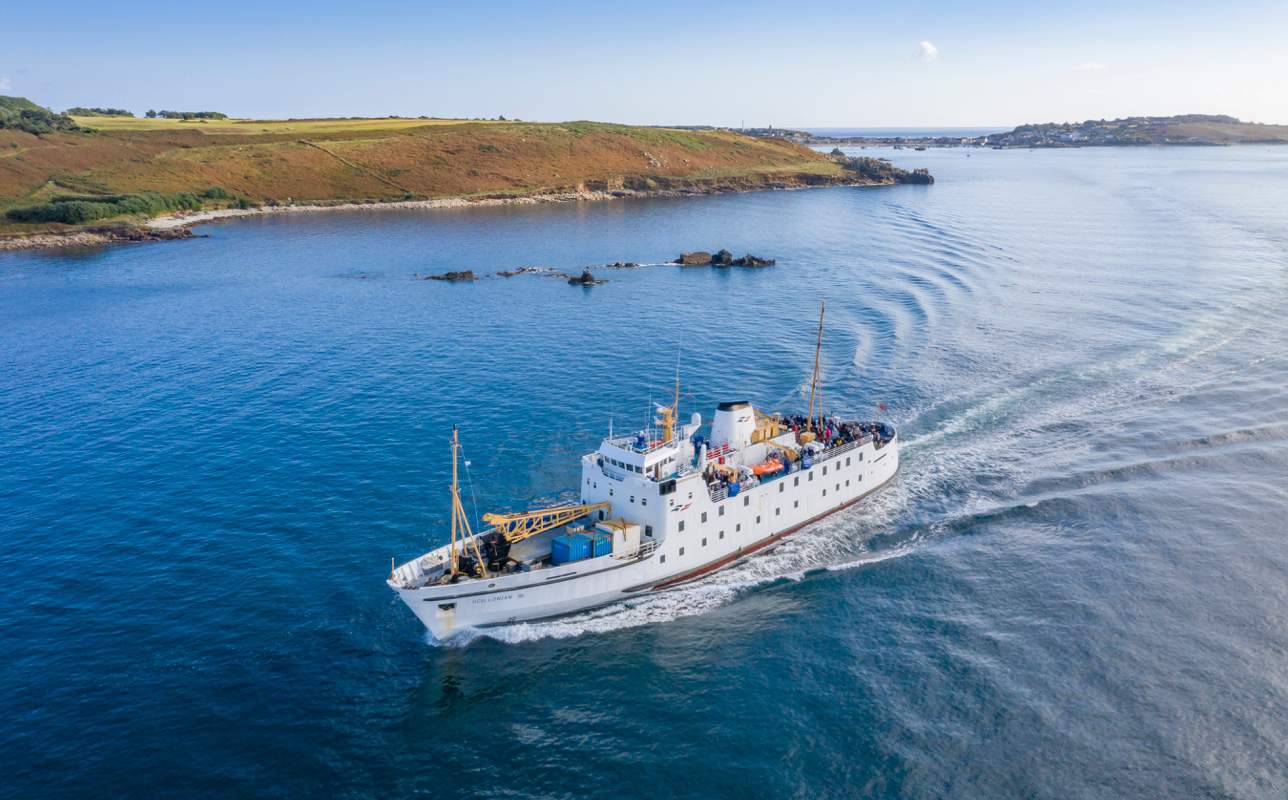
xmin=551 ymin=533 xmax=592 ymax=565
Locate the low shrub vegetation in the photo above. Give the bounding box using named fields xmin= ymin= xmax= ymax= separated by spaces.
xmin=5 ymin=192 xmax=203 ymax=224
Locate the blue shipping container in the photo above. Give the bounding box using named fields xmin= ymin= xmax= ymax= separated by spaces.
xmin=591 ymin=533 xmax=612 ymax=557
xmin=551 ymin=533 xmax=592 ymax=565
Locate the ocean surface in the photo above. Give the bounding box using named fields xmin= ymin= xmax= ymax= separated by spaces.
xmin=803 ymin=126 xmax=1007 ymax=139
xmin=2 ymin=146 xmax=1287 ymax=799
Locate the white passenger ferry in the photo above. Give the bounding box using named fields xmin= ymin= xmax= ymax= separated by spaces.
xmin=388 ymin=306 xmax=899 ymax=638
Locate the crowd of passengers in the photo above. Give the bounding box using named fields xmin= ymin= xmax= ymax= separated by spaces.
xmin=701 ymin=416 xmax=891 ymax=492
xmin=778 ymin=415 xmax=890 ymax=449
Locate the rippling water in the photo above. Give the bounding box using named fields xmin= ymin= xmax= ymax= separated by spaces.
xmin=2 ymin=146 xmax=1286 ymax=799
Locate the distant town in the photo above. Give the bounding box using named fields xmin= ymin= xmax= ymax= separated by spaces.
xmin=727 ymin=115 xmax=1288 ymax=149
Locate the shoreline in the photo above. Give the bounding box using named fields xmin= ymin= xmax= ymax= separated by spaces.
xmin=1 ymin=176 xmax=884 ymax=253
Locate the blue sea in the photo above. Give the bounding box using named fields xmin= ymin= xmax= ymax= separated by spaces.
xmin=2 ymin=146 xmax=1287 ymax=799
xmin=803 ymin=126 xmax=1007 ymax=139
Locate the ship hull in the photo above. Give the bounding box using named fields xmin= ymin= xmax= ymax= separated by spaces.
xmin=394 ymin=433 xmax=899 ymax=639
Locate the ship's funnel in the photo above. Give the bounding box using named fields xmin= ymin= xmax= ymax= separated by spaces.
xmin=711 ymin=401 xmax=756 ymax=450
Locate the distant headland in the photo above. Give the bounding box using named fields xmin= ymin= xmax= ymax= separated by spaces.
xmin=0 ymin=96 xmax=932 ymax=251
xmin=735 ymin=115 xmax=1288 ymax=149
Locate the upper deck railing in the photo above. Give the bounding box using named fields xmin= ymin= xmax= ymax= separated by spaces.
xmin=603 ymin=434 xmax=676 ymax=455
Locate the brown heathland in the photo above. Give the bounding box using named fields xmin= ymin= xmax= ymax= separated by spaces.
xmin=0 ymin=120 xmax=858 ymax=236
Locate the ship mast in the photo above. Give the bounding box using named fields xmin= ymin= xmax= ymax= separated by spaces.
xmin=807 ymin=301 xmax=825 ymax=432
xmin=660 ymin=362 xmax=680 ymax=444
xmin=448 ymin=427 xmax=488 ymax=578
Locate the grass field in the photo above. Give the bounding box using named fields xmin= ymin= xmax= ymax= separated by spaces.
xmin=69 ymin=115 xmax=514 ymax=135
xmin=1 ymin=116 xmax=854 ymax=237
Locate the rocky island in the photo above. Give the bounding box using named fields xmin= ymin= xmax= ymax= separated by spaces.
xmin=737 ymin=114 xmax=1288 ymax=149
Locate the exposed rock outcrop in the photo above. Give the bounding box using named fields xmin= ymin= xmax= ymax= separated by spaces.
xmin=675 ymin=250 xmax=776 ymax=267
xmin=568 ymin=268 xmax=606 ymax=285
xmin=426 ymin=270 xmax=476 ymax=281
xmin=677 ymin=251 xmax=712 ymax=265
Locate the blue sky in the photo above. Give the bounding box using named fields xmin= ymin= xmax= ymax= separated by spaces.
xmin=3 ymin=1 xmax=1286 ymax=126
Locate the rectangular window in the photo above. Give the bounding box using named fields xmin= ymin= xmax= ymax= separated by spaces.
xmin=755 ymin=515 xmax=761 ymax=524
xmin=846 ymin=457 xmax=851 ymax=467
xmin=630 ymin=496 xmax=635 ymax=503
xmin=775 ymin=508 xmax=781 ymax=516
xmin=794 ymin=476 xmax=800 ymax=487
xmin=678 ymin=520 xmax=685 ymax=532
xmin=736 ymin=523 xmax=742 ymax=532
xmin=719 ymin=530 xmax=725 ymax=539
xmin=702 ymin=538 xmax=707 ymax=547
xmin=859 ymin=453 xmax=864 ymax=461
xmin=823 ymin=489 xmax=827 ymax=497
xmin=778 ymin=483 xmax=784 ymax=493
xmin=609 ymin=488 xmax=614 ymax=496
xmin=701 ymin=512 xmax=708 ymax=523
xmin=845 ymin=480 xmax=850 ymax=487
xmin=836 ymin=484 xmax=840 ymax=492
xmin=809 ymin=472 xmax=814 ymax=482
xmin=660 ymin=554 xmax=666 ymax=563
xmin=642 ymin=498 xmax=647 ymax=506
xmin=743 ymin=496 xmax=750 ymax=507
xmin=794 ymin=500 xmax=799 ymax=508
xmin=823 ymin=465 xmax=828 ymax=475
xmin=645 ymin=525 xmax=653 ymax=537
xmin=718 ymin=506 xmax=725 ymax=517
xmin=679 ymin=547 xmax=685 ymax=556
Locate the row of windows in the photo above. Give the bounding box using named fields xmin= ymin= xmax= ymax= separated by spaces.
xmin=657 ymin=450 xmax=872 ymax=564
xmin=606 ymin=457 xmax=642 ymax=473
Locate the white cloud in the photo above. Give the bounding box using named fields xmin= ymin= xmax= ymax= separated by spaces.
xmin=0 ymin=76 xmax=12 ymax=91
xmin=918 ymin=41 xmax=939 ymax=61
xmin=1075 ymin=61 xmax=1108 ymax=72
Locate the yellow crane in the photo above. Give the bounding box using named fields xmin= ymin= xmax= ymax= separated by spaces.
xmin=482 ymin=501 xmax=611 ymax=544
